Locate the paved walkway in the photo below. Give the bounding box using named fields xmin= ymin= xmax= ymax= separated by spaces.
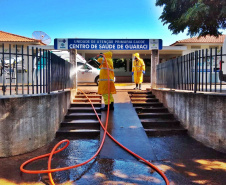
xmin=100 ymin=91 xmax=157 ymax=160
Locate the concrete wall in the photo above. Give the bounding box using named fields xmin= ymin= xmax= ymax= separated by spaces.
xmin=0 ymin=91 xmax=71 ymax=157
xmin=152 ymin=89 xmax=226 ymax=153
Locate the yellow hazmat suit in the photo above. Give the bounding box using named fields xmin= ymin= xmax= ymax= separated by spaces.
xmin=97 ymin=51 xmax=116 ymax=105
xmin=132 ymin=53 xmax=145 ymax=84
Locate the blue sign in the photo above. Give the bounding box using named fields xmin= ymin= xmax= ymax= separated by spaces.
xmin=54 ymin=38 xmax=163 ymax=50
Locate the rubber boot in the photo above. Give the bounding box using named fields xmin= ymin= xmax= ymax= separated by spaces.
xmin=134 ymin=84 xmax=138 ymax=90
xmin=100 ymin=104 xmax=108 ymax=111
xmin=110 ymin=102 xmax=114 ymax=110
xmin=139 ymin=84 xmax=142 ymax=90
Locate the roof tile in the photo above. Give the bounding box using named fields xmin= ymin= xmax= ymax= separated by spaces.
xmin=0 ymin=30 xmax=45 ymax=44
xmin=171 ymin=35 xmax=226 ymax=46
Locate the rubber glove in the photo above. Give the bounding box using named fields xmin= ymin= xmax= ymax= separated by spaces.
xmin=132 ymin=72 xmax=134 ymax=75
xmin=143 ymin=71 xmax=145 ymax=74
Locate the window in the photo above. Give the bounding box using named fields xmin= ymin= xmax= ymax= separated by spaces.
xmin=79 ymin=64 xmax=91 ymax=70
xmin=113 ymin=58 xmax=127 ymax=72
xmin=13 ymin=45 xmax=22 ymax=53
xmin=0 ymin=45 xmax=9 ymax=52
xmin=143 ymin=59 xmax=151 ymax=74
xmin=209 ymin=46 xmax=219 ymax=49
xmin=87 ymin=59 xmax=100 ymax=68
xmin=191 ymin=46 xmax=201 ymax=49
xmin=191 ymin=46 xmax=201 ymax=52
xmin=77 ymin=62 xmax=84 ymax=67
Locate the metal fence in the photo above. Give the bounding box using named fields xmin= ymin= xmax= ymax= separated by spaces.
xmin=157 ymin=47 xmax=226 ymax=93
xmin=0 ymin=44 xmax=73 ymax=96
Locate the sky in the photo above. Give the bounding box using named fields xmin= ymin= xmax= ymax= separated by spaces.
xmin=1 ymin=0 xmax=225 ymax=46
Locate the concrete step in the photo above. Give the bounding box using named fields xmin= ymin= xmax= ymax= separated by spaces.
xmin=71 ymin=103 xmax=102 ymax=107
xmin=133 ymin=102 xmax=163 ymax=107
xmin=56 ymin=129 xmax=100 ymax=138
xmin=75 ymin=95 xmax=102 ymax=99
xmin=140 ymin=119 xmax=180 ymax=128
xmin=56 ymin=95 xmax=102 ymax=139
xmin=60 ymin=121 xmax=100 ymax=129
xmin=68 ymin=107 xmax=101 ymax=113
xmin=135 ymin=107 xmax=168 ymax=113
xmin=62 ymin=119 xmax=100 ymax=124
xmin=129 ymin=90 xmax=188 ymax=137
xmin=129 ymin=94 xmax=155 ymax=98
xmin=144 ymin=128 xmax=187 ymax=136
xmin=138 ymin=113 xmax=175 ymax=119
xmin=131 ymin=97 xmax=159 ymax=102
xmin=73 ymin=98 xmax=101 ymax=103
xmin=77 ymin=92 xmax=98 ymax=95
xmin=128 ymin=91 xmax=152 ymax=95
xmin=65 ymin=113 xmax=101 ymax=119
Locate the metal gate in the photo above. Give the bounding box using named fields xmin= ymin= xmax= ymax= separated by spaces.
xmin=0 ymin=44 xmax=73 ymax=95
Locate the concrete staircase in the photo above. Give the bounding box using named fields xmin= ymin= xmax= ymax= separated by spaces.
xmin=56 ymin=93 xmax=102 ymax=138
xmin=129 ymin=90 xmax=187 ymax=136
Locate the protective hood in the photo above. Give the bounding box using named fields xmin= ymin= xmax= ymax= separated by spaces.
xmin=133 ymin=53 xmax=140 ymax=59
xmin=104 ymin=51 xmax=112 ymax=58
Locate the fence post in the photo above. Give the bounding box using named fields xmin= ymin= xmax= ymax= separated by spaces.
xmin=151 ymin=49 xmax=159 ymax=89
xmin=22 ymin=45 xmax=24 ymax=94
xmin=15 ymin=45 xmax=18 ymax=95
xmin=194 ymin=51 xmax=198 ymax=93
xmin=2 ymin=44 xmax=6 ymax=95
xmin=9 ymin=44 xmax=12 ymax=95
xmin=36 ymin=48 xmax=38 ymax=94
xmin=47 ymin=51 xmax=51 ymax=94
xmin=69 ymin=49 xmax=77 ymax=102
xmin=220 ymin=47 xmax=222 ymax=92
xmin=27 ymin=46 xmax=29 ymax=94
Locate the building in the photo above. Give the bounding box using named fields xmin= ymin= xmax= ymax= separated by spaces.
xmin=169 ymin=35 xmax=226 ymax=83
xmin=68 ymin=43 xmax=187 ymax=82
xmin=52 ymin=35 xmax=226 ymax=82
xmin=0 ymin=31 xmax=46 ymax=85
xmin=171 ymin=34 xmax=226 ymax=55
xmin=0 ymin=30 xmax=45 ymax=53
xmin=1 ymin=31 xmax=225 ymax=82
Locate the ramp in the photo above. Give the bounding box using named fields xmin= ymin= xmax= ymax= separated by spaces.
xmin=99 ymin=91 xmax=158 ymax=160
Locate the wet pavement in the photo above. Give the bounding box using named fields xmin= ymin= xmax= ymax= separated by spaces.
xmin=99 ymin=91 xmax=156 ymax=160
xmin=0 ymin=83 xmax=226 ymax=185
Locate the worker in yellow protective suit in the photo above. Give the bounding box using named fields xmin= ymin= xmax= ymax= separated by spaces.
xmin=132 ymin=53 xmax=145 ymax=90
xmin=97 ymin=51 xmax=116 ymax=111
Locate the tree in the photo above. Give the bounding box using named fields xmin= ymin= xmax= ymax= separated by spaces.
xmin=156 ymin=0 xmax=226 ymax=37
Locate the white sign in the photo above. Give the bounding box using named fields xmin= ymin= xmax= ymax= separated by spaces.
xmin=57 ymin=39 xmax=68 ymax=50
xmin=149 ymin=39 xmax=159 ymax=50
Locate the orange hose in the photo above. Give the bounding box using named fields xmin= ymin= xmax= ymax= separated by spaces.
xmin=20 ymin=54 xmax=169 ymax=185
xmin=20 ymin=54 xmax=110 ymax=185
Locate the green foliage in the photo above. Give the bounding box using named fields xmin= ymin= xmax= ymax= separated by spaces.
xmin=113 ymin=58 xmax=127 ymax=69
xmin=156 ymin=0 xmax=226 ymax=37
